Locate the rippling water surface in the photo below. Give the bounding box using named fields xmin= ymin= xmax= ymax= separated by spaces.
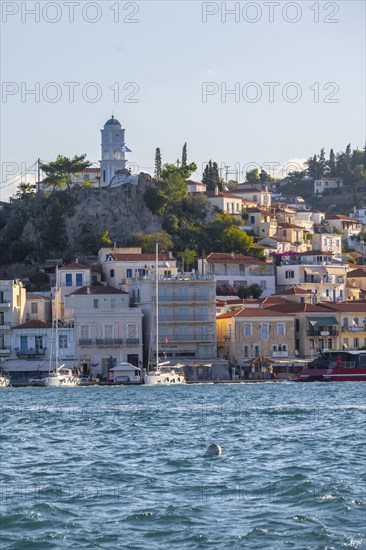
xmin=1 ymin=383 xmax=365 ymax=549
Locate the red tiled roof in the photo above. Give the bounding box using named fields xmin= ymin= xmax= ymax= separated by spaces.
xmin=16 ymin=320 xmax=48 ymax=329
xmin=277 ymin=223 xmax=304 ymax=230
xmin=26 ymin=293 xmax=47 ymax=300
xmin=68 ymin=286 xmax=128 ymax=296
xmin=325 ymin=214 xmax=361 ymax=222
xmin=204 ymin=252 xmax=267 ymax=264
xmin=59 ymin=262 xmax=90 ymax=270
xmin=319 ymin=301 xmax=366 ymax=313
xmin=217 ymin=307 xmax=291 ymax=319
xmin=275 ymin=287 xmax=314 ymax=296
xmin=266 ymin=302 xmax=331 ymax=313
xmin=348 ymin=268 xmax=366 ymax=278
xmin=110 ymin=253 xmax=175 ymax=262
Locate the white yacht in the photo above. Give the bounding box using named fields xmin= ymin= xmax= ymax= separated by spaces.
xmin=44 ymin=366 xmax=79 ymax=387
xmin=44 ymin=267 xmax=79 ymax=388
xmin=0 ymin=372 xmax=10 ymax=388
xmin=143 ymin=244 xmax=186 ymax=386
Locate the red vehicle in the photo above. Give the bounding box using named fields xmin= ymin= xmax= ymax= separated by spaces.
xmin=297 ymin=350 xmax=366 ymax=382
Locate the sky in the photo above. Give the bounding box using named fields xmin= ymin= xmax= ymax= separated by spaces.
xmin=1 ymin=0 xmax=365 ymax=199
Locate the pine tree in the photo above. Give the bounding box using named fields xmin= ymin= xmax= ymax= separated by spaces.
xmin=327 ymin=148 xmax=337 ymax=177
xmin=202 ymin=160 xmax=222 ymax=191
xmin=182 ymin=142 xmax=187 ymax=167
xmin=154 ymin=148 xmax=162 ymax=180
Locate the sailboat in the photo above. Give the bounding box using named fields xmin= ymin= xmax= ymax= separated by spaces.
xmin=143 ymin=244 xmax=186 ymax=385
xmin=0 ymin=370 xmax=10 ymax=387
xmin=44 ymin=267 xmax=79 ymax=387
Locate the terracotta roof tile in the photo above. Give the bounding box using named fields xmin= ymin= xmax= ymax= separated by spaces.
xmin=16 ymin=320 xmax=48 ymax=329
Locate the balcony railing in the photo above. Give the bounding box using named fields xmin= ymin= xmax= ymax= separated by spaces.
xmin=16 ymin=348 xmax=46 ymax=358
xmin=0 ymin=347 xmax=11 ymax=354
xmin=306 ymin=328 xmax=339 ymax=336
xmin=161 ymin=335 xmax=215 ymax=343
xmin=158 ymin=295 xmax=213 ymax=303
xmin=0 ymin=322 xmax=12 ymax=330
xmin=159 ymin=315 xmax=216 ymax=323
xmin=79 ymin=338 xmax=139 ymax=347
xmin=340 ymin=326 xmax=366 ymax=333
xmin=272 ymin=351 xmax=289 ymax=358
xmin=0 ymin=300 xmax=11 ymax=308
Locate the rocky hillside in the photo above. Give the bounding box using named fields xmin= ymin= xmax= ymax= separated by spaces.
xmin=0 ymin=173 xmax=162 ymax=265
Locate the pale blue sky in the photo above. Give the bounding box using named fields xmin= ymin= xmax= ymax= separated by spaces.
xmin=1 ymin=1 xmax=365 ymax=199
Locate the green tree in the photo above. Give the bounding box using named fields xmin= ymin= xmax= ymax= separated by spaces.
xmin=179 ymin=248 xmax=197 ymax=271
xmin=238 ymin=283 xmax=263 ymax=299
xmin=327 ymin=148 xmax=337 ymax=177
xmin=246 ymin=168 xmax=260 ymax=182
xmin=182 ymin=142 xmax=187 ymax=167
xmin=40 ymin=154 xmax=91 ymax=192
xmin=154 ymin=148 xmax=162 ymax=180
xmin=16 ymin=182 xmax=35 ymax=198
xmin=133 ymin=231 xmax=173 ymax=253
xmin=202 ymin=160 xmax=222 ymax=191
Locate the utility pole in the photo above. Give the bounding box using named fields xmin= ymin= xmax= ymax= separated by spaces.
xmin=224 ymin=165 xmax=230 ymax=183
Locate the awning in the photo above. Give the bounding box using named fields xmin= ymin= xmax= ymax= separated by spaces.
xmin=327 ymin=267 xmax=346 ymax=275
xmin=3 ymin=360 xmax=80 ymax=372
xmin=304 ymin=267 xmax=326 ymax=275
xmin=307 ymin=317 xmax=339 ymax=327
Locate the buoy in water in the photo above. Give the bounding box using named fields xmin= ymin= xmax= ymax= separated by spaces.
xmin=204 ymin=443 xmax=222 ymax=456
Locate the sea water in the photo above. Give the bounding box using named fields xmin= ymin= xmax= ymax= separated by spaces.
xmin=0 ymin=383 xmax=365 ymax=549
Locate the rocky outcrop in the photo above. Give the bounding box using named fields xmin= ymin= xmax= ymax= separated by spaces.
xmin=66 ymin=172 xmax=162 ymax=251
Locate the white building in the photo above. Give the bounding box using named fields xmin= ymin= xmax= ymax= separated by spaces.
xmin=276 ymin=251 xmax=349 ymax=302
xmin=207 ymin=189 xmax=243 ymax=217
xmin=314 ymin=178 xmax=343 ymax=195
xmin=64 ymin=285 xmax=143 ymax=378
xmin=100 ymin=115 xmax=132 ymax=187
xmin=233 ymin=183 xmax=271 ymax=207
xmin=350 ymin=206 xmax=366 ymax=225
xmin=25 ymin=293 xmax=51 ymax=324
xmin=311 ymin=233 xmax=342 ymax=256
xmin=0 ymin=280 xmax=26 ymax=363
xmin=197 ymin=253 xmax=276 ymax=297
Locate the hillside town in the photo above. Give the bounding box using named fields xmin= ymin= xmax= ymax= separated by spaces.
xmin=1 ymin=117 xmax=365 ymax=384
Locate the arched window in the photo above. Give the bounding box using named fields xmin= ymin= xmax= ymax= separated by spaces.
xmin=114 ymin=148 xmax=121 ymax=160
xmin=103 ymin=148 xmax=108 ymax=160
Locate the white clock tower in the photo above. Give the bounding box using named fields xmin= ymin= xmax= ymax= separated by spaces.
xmin=100 ymin=115 xmax=131 ymax=187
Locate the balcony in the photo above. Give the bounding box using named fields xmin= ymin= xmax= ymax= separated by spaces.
xmin=306 ymin=328 xmax=339 ymax=337
xmin=96 ymin=338 xmax=123 ymax=347
xmin=0 ymin=322 xmax=12 ymax=330
xmin=272 ymin=351 xmax=289 ymax=358
xmin=161 ymin=335 xmax=215 ymax=343
xmin=126 ymin=338 xmax=139 ymax=345
xmin=341 ymin=326 xmax=366 ymax=333
xmin=78 ymin=338 xmax=139 ymax=347
xmin=159 ymin=315 xmax=216 ymax=323
xmin=0 ymin=347 xmax=11 ymax=355
xmin=0 ymin=300 xmax=11 ymax=308
xmin=16 ymin=348 xmax=46 ymax=358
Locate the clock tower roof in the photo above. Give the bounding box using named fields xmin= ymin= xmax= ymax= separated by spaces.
xmin=104 ymin=115 xmax=121 ymax=127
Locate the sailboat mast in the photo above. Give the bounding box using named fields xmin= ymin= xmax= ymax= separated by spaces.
xmin=155 ymin=243 xmax=158 ymax=366
xmin=55 ymin=265 xmax=59 ymax=367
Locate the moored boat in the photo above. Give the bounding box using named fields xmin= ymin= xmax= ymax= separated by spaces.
xmin=297 ymin=350 xmax=366 ymax=382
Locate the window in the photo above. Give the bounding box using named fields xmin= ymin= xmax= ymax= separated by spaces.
xmin=285 ymin=270 xmax=294 ymax=279
xmin=103 ymin=170 xmax=106 ymax=182
xmin=353 ymin=318 xmax=360 ymax=327
xmin=110 ymin=269 xmax=115 ymax=278
xmin=93 ymin=299 xmax=99 ymax=309
xmin=254 ymin=345 xmax=260 ymax=356
xmin=127 ymin=324 xmax=136 ymax=338
xmin=126 ymin=269 xmax=132 ymax=278
xmin=260 ymin=280 xmax=267 ymax=290
xmin=243 ymin=345 xmax=249 ymax=358
xmin=111 ymin=298 xmax=116 ymax=309
xmin=104 ymin=325 xmax=114 ymax=339
xmin=300 ymin=297 xmax=305 ymax=303
xmin=59 ymin=335 xmax=68 ymax=349
xmin=250 ymin=216 xmax=255 ymax=224
xmin=343 ymin=317 xmax=349 ymax=329
xmin=65 ymin=274 xmax=72 ymax=287
xmin=31 ymin=302 xmax=38 ymax=314
xmin=296 ymin=319 xmax=300 ymax=332
xmin=76 ymin=273 xmax=83 ymax=287
xmin=81 ymin=325 xmax=89 ymax=339
xmin=261 ymin=324 xmax=269 ymax=339
xmin=239 ymin=264 xmax=245 ymax=274
xmin=0 ymin=312 xmax=4 ymax=325
xmin=244 ymin=323 xmax=252 ymax=336
xmin=0 ymin=335 xmax=4 ymax=349
xmin=277 ymin=323 xmax=285 ymax=336
xmin=353 ymin=338 xmax=359 ymax=349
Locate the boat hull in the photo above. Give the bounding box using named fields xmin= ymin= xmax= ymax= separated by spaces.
xmin=298 ymin=367 xmax=366 ymax=382
xmin=144 ymin=371 xmax=186 ymax=385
